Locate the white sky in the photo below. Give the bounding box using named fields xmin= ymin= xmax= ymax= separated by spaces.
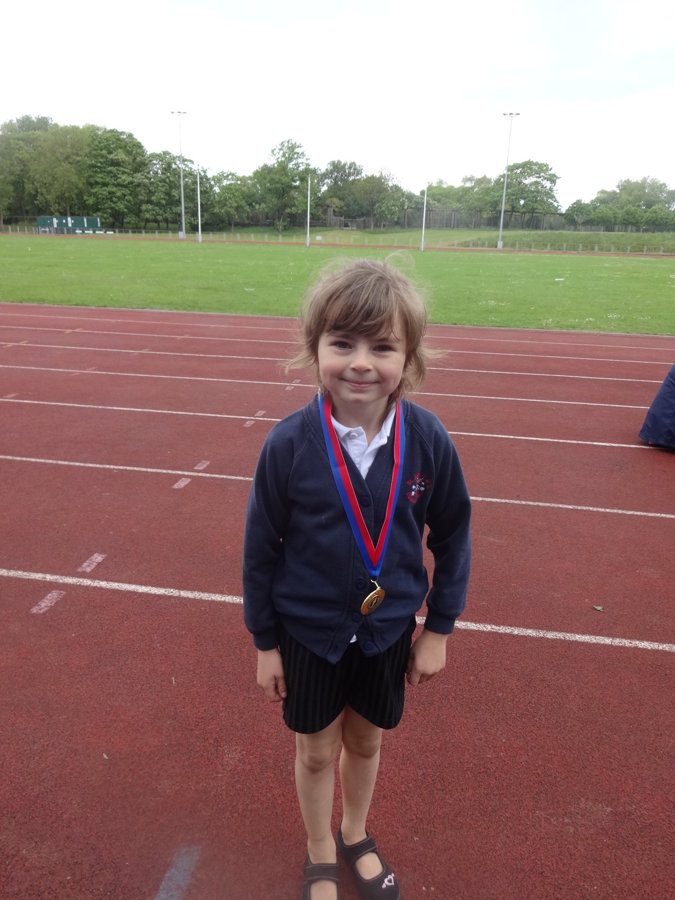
xmin=4 ymin=0 xmax=674 ymax=209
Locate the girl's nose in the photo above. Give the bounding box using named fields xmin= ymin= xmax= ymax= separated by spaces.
xmin=351 ymin=345 xmax=372 ymax=369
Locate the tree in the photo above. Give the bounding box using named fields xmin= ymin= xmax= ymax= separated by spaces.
xmin=351 ymin=174 xmax=391 ymax=229
xmin=504 ymin=160 xmax=560 ymax=227
xmin=619 ymin=205 xmax=644 ymax=232
xmin=210 ymin=172 xmax=249 ymax=228
xmin=644 ymin=204 xmax=674 ymax=231
xmin=615 ymin=177 xmax=670 ymax=211
xmin=564 ymin=199 xmax=593 ymax=230
xmin=83 ymin=129 xmax=148 ymax=228
xmin=142 ymin=151 xmax=180 ymax=229
xmin=375 ymin=184 xmax=408 ymax=227
xmin=253 ymin=139 xmax=311 ymax=234
xmin=318 ymin=160 xmax=364 ymax=221
xmin=29 ymin=125 xmax=95 ymax=217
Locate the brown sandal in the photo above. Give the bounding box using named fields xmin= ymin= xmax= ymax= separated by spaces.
xmin=301 ymin=854 xmax=341 ymax=899
xmin=336 ymin=828 xmax=400 ymax=899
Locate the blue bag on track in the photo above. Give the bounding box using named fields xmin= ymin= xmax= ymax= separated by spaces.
xmin=639 ymin=363 xmax=675 ymax=449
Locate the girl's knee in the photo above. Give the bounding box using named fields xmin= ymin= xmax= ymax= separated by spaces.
xmin=341 ymin=709 xmax=383 ymax=758
xmin=296 ymin=723 xmax=342 ymax=772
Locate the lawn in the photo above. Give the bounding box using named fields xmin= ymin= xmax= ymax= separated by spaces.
xmin=1 ymin=233 xmax=673 ymax=334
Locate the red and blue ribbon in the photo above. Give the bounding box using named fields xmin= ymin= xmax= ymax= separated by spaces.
xmin=319 ymin=394 xmax=405 ymax=579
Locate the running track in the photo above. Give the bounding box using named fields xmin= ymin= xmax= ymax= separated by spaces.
xmin=0 ymin=302 xmax=673 ymax=900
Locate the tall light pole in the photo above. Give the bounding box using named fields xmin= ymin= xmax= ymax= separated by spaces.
xmin=171 ymin=111 xmax=187 ymax=239
xmin=497 ymin=112 xmax=519 ymax=249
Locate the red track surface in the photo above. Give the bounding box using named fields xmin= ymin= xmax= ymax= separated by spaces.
xmin=1 ymin=303 xmax=673 ymax=899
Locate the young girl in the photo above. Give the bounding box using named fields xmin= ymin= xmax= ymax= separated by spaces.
xmin=243 ymin=258 xmax=471 ymax=900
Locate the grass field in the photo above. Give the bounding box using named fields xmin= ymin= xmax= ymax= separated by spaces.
xmin=1 ymin=233 xmax=673 ymax=333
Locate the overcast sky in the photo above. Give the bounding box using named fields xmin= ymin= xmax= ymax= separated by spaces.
xmin=4 ymin=0 xmax=674 ymax=209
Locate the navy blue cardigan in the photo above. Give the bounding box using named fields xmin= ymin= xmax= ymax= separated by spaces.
xmin=243 ymin=396 xmax=471 ymax=663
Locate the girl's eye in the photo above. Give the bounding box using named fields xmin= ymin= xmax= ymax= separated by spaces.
xmin=332 ymin=340 xmax=351 ymax=349
xmin=374 ymin=343 xmax=394 ymax=353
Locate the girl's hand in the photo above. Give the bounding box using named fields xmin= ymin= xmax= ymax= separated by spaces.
xmin=256 ymin=648 xmax=288 ymax=702
xmin=406 ymin=629 xmax=448 ymax=686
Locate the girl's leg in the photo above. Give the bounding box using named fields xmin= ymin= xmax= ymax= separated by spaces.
xmin=338 ymin=706 xmax=385 ymax=880
xmin=295 ymin=714 xmax=343 ymax=899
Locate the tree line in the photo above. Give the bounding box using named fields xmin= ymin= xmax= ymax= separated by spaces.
xmin=1 ymin=116 xmax=673 ymax=233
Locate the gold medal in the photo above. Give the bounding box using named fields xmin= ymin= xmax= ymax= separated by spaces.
xmin=361 ymin=581 xmax=385 ymax=616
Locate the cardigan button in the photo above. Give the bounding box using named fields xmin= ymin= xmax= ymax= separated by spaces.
xmin=363 ymin=642 xmax=375 ymax=653
xmin=355 ymin=577 xmax=367 ymax=589
xmin=359 ymin=495 xmax=372 ymax=507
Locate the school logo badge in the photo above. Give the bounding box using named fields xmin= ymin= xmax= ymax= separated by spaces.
xmin=406 ymin=472 xmax=431 ymax=503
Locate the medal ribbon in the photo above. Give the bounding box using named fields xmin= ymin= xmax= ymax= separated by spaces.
xmin=319 ymin=394 xmax=405 ymax=579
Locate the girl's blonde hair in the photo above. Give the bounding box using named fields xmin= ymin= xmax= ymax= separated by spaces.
xmin=287 ymin=257 xmax=429 ymax=397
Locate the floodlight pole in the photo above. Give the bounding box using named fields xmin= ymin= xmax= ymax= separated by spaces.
xmin=197 ymin=169 xmax=202 ymax=244
xmin=420 ymin=186 xmax=428 ymax=252
xmin=497 ymin=112 xmax=519 ymax=249
xmin=306 ymin=175 xmax=311 ymax=248
xmin=171 ymin=111 xmax=187 ymax=239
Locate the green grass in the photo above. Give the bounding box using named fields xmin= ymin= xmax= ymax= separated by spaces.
xmin=1 ymin=233 xmax=673 ymax=333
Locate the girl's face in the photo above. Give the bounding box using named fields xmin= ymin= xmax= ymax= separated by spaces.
xmin=316 ymin=323 xmax=407 ymax=425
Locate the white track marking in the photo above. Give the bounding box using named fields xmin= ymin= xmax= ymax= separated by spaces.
xmin=451 ymin=432 xmax=654 ymax=449
xmin=437 ymin=619 xmax=675 ymax=653
xmin=0 ymin=368 xmax=651 ymax=410
xmin=3 ymin=308 xmax=675 ymax=352
xmin=2 ymin=340 xmax=666 ymax=383
xmin=78 ymin=553 xmax=107 ymax=573
xmin=4 ymin=568 xmax=240 ymax=603
xmin=30 ymin=590 xmax=66 ymax=614
xmin=430 ymin=366 xmax=662 ymax=384
xmin=1 ymin=319 xmax=674 ymax=357
xmin=0 ymin=340 xmax=287 ymax=362
xmin=472 ymin=496 xmax=675 ymax=519
xmin=0 ymin=454 xmax=251 ymax=480
xmin=154 ymin=845 xmax=201 ymax=900
xmin=173 ymin=478 xmax=191 ymax=489
xmin=7 ymin=568 xmax=671 ymax=652
xmin=0 ymin=397 xmax=280 ymax=422
xmin=1 ymin=453 xmax=671 ymax=518
xmin=193 ymin=460 xmax=210 ymax=470
xmin=0 ymin=397 xmax=655 ymax=448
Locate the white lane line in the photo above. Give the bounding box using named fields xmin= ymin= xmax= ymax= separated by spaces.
xmin=2 ymin=322 xmax=673 ymax=356
xmin=1 ymin=454 xmax=672 ymax=518
xmin=435 ymin=348 xmax=670 ymax=366
xmin=0 ymin=397 xmax=280 ymax=422
xmin=421 ymin=388 xmax=647 ymax=410
xmin=0 ymin=454 xmax=251 ymax=480
xmin=0 ymin=368 xmax=652 ymax=412
xmin=0 ymin=399 xmax=653 ymax=445
xmin=0 ymin=370 xmax=650 ymax=412
xmin=30 ymin=590 xmax=66 ymax=615
xmin=0 ymin=340 xmax=287 ymax=363
xmin=154 ymin=845 xmax=201 ymax=900
xmin=173 ymin=477 xmax=191 ymax=489
xmin=0 ymin=341 xmax=666 ymax=384
xmin=6 ymin=568 xmax=671 ymax=653
xmin=2 ymin=309 xmax=674 ymax=352
xmin=472 ymin=496 xmax=675 ymax=520
xmin=450 ymin=620 xmax=675 ymax=653
xmin=193 ymin=460 xmax=210 ymax=470
xmin=431 ymin=366 xmax=663 ymax=384
xmin=3 ymin=568 xmax=241 ymax=603
xmin=78 ymin=553 xmax=107 ymax=573
xmin=452 ymin=432 xmax=653 ymax=449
